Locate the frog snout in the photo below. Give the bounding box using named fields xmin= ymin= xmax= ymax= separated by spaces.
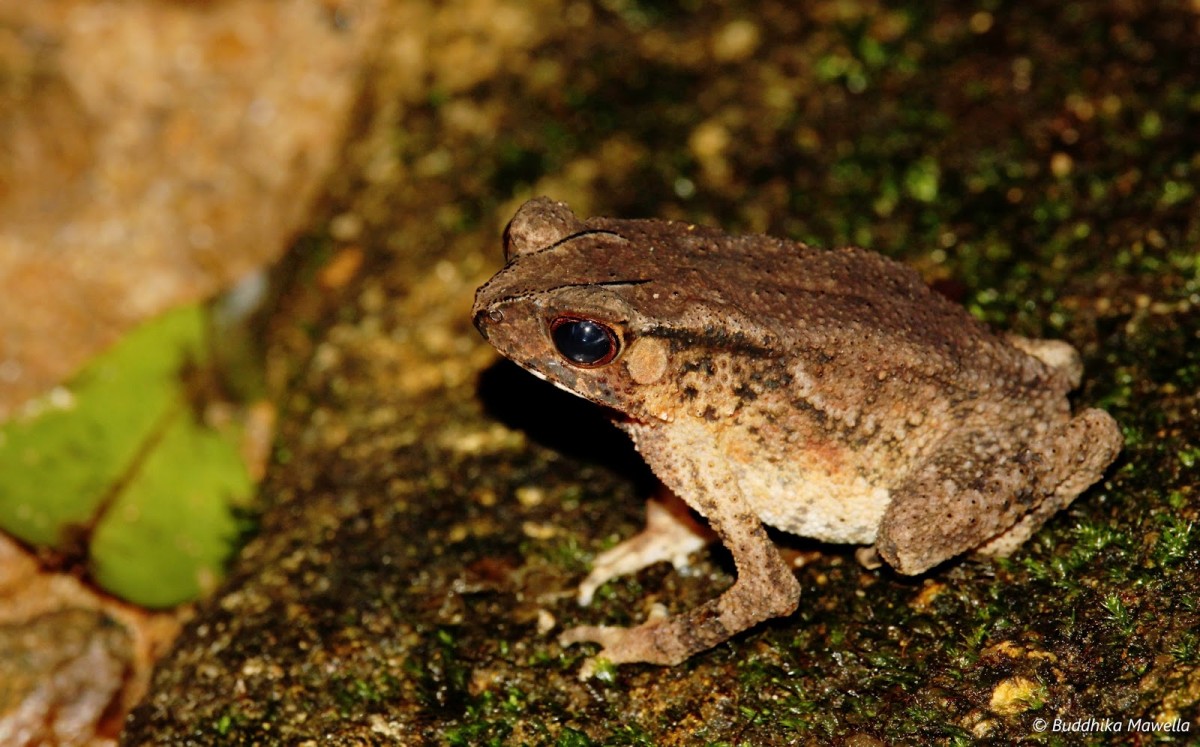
xmin=473 ymin=307 xmax=507 ymax=339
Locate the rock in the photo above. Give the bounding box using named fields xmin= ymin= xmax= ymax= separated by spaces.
xmin=0 ymin=0 xmax=384 ymax=419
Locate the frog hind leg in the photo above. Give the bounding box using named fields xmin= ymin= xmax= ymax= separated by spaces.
xmin=561 ymin=422 xmax=800 ymax=670
xmin=875 ymin=428 xmax=1047 ymax=576
xmin=876 ymin=409 xmax=1121 ymax=575
xmin=975 ymin=408 xmax=1121 ymax=557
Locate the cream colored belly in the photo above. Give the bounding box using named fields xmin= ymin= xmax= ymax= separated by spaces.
xmin=734 ymin=461 xmax=891 ymax=545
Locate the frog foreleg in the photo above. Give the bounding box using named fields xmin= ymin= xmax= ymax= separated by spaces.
xmin=561 ymin=423 xmax=800 ymax=670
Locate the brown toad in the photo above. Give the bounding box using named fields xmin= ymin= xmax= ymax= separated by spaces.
xmin=472 ymin=197 xmax=1122 ymax=669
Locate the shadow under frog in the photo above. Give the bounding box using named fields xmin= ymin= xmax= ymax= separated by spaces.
xmin=477 ymin=359 xmax=655 ymax=493
xmin=473 ymin=197 xmax=1122 ymax=673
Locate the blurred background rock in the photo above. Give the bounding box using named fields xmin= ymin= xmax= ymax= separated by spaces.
xmin=0 ymin=0 xmax=383 ymax=419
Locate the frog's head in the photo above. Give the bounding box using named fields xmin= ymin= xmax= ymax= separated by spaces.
xmin=474 ymin=197 xmax=692 ymax=423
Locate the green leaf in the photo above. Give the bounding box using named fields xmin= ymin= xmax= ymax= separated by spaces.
xmin=0 ymin=305 xmax=253 ymax=607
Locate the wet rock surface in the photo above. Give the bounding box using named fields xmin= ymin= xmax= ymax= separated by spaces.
xmin=124 ymin=1 xmax=1198 ymax=744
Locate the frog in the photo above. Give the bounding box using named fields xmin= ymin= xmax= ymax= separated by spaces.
xmin=472 ymin=196 xmax=1122 ymax=670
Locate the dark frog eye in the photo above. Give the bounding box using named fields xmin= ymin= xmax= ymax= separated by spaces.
xmin=550 ymin=316 xmax=620 ymax=367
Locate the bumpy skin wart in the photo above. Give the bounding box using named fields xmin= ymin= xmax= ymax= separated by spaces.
xmin=473 ymin=197 xmax=1122 ymax=668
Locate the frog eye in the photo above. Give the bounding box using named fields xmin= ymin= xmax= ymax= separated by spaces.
xmin=550 ymin=316 xmax=620 ymax=367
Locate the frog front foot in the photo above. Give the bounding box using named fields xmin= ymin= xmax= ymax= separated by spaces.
xmin=559 ymin=618 xmax=687 ymax=676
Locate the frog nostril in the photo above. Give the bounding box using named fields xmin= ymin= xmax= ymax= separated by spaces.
xmin=473 ymin=309 xmax=500 ymax=337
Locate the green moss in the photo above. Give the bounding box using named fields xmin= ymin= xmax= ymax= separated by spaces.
xmin=331 ymin=673 xmax=400 ymax=714
xmin=1101 ymin=594 xmax=1136 ymax=638
xmin=1169 ymin=633 xmax=1198 ymax=665
xmin=1153 ymin=515 xmax=1195 ymax=567
xmin=211 ymin=708 xmax=245 ymax=737
xmin=555 ymin=727 xmax=596 ymax=747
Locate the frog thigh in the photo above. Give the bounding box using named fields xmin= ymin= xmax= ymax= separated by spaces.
xmin=875 ymin=429 xmax=1044 ymax=575
xmin=976 ymin=408 xmax=1121 ymax=557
